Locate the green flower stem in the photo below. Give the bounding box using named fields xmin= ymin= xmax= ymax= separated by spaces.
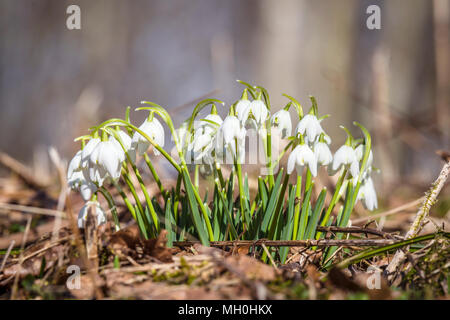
xmin=108 ymin=127 xmax=160 ymax=233
xmin=304 ymin=169 xmax=312 ymax=197
xmin=98 ymin=187 xmax=120 ymax=230
xmin=292 ymin=175 xmax=303 ymax=240
xmin=271 ymin=140 xmax=294 ymax=171
xmin=173 ymin=174 xmax=182 ymax=222
xmin=262 ymin=171 xmax=290 ymax=262
xmin=182 ymin=166 xmax=214 ymax=241
xmin=215 ymin=162 xmax=225 ymax=189
xmin=143 ymin=153 xmax=164 ymax=194
xmin=269 ymin=172 xmax=290 ymax=239
xmin=112 ymin=180 xmax=137 ymax=221
xmin=130 ymin=161 xmax=160 ymax=233
xmin=316 ymin=168 xmax=348 ymax=239
xmin=194 ymin=165 xmax=199 ymax=188
xmin=266 ymin=124 xmax=274 ymax=188
xmin=122 ymin=168 xmax=144 ymax=215
xmin=234 ymin=139 xmax=249 ymax=231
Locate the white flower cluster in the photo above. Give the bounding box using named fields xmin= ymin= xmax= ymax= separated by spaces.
xmin=67 ymin=116 xmax=166 ymax=228
xmin=67 ymin=87 xmax=379 ymax=230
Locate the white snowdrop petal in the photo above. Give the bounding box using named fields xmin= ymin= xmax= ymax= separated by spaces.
xmin=81 ymin=138 xmax=101 ymax=163
xmin=349 ymin=160 xmax=360 ymax=178
xmin=67 ymin=150 xmax=82 ymax=179
xmin=287 ymin=150 xmax=297 ymax=174
xmin=235 ymin=100 xmax=251 ymax=121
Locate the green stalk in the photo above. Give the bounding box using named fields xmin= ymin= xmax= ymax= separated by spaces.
xmin=143 ymin=153 xmax=164 ymax=194
xmin=215 ymin=162 xmax=226 ymax=189
xmin=131 ymin=162 xmax=160 ymax=233
xmin=292 ymin=175 xmax=302 ymax=240
xmin=109 ymin=128 xmax=160 ymax=233
xmin=98 ymin=187 xmax=120 ymax=230
xmin=173 ymin=174 xmax=182 ymax=222
xmin=112 ymin=180 xmax=136 ymax=221
xmin=235 ymin=159 xmax=249 ymax=231
xmin=122 ymin=169 xmax=144 ymax=215
xmin=271 ymin=140 xmax=294 ymax=171
xmin=303 ymin=169 xmax=312 ymax=198
xmin=194 ymin=165 xmax=199 ymax=188
xmin=261 ymin=172 xmax=290 ymax=262
xmin=316 ymin=168 xmax=348 ymax=239
xmin=266 ymin=124 xmax=274 ymax=188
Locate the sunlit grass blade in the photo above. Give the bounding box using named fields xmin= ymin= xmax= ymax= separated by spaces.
xmin=279 ymin=185 xmax=296 ymax=263
xmin=182 ymin=170 xmax=210 ymax=246
xmin=305 ymin=188 xmax=327 ymax=240
xmin=260 ymin=169 xmax=284 ymax=234
xmin=297 ymin=186 xmax=313 ymax=240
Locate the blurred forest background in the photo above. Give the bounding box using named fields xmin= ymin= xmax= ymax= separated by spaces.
xmin=0 ymin=0 xmax=448 ymax=202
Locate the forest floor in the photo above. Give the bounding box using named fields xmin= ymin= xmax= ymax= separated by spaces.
xmin=0 ymin=152 xmax=449 ymax=300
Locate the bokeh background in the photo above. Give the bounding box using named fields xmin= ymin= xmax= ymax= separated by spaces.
xmin=0 ymin=0 xmax=448 ymax=201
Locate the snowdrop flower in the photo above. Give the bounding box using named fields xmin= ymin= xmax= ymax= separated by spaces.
xmin=296 ymin=114 xmax=324 ymax=143
xmin=89 ymin=138 xmax=125 ymax=183
xmin=67 ymin=150 xmax=82 ymax=180
xmin=80 ymin=138 xmax=101 ymax=168
xmin=110 ymin=131 xmax=135 ymax=164
xmin=77 ymin=201 xmax=107 ymax=229
xmin=287 ymin=143 xmax=317 ymax=177
xmin=357 ymin=177 xmax=378 ymax=210
xmin=355 ymin=144 xmax=373 ymax=179
xmin=131 ymin=117 xmax=165 ymax=156
xmin=314 ymin=141 xmax=333 ymax=166
xmin=271 ymin=109 xmax=292 ymax=138
xmin=78 ymin=179 xmax=98 ymax=201
xmin=220 ymin=115 xmax=246 ymax=146
xmin=331 ymin=145 xmax=359 ymax=178
xmin=202 ymin=114 xmax=223 ymax=131
xmin=235 ymin=99 xmax=251 ymax=124
xmin=216 ymin=115 xmax=246 ymax=162
xmin=249 ymin=99 xmax=269 ymax=127
xmin=67 ymin=150 xmax=98 ymax=201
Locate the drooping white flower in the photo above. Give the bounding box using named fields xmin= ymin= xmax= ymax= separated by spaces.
xmin=357 ymin=177 xmax=378 ymax=211
xmin=67 ymin=150 xmax=98 ymax=201
xmin=271 ymin=109 xmax=292 ymax=138
xmin=287 ymin=144 xmax=317 ymax=176
xmin=296 ymin=114 xmax=324 ymax=143
xmin=78 ymin=179 xmax=98 ymax=201
xmin=81 ymin=138 xmax=101 ymax=168
xmin=203 ymin=114 xmax=223 ymax=130
xmin=89 ymin=139 xmax=124 ymax=183
xmin=77 ymin=201 xmax=107 ymax=229
xmin=221 ymin=115 xmax=245 ymax=146
xmin=237 ymin=99 xmax=269 ymax=129
xmin=249 ymin=100 xmax=269 ymax=126
xmin=67 ymin=150 xmax=82 ymax=180
xmin=331 ymin=145 xmax=359 ymax=178
xmin=235 ymin=99 xmax=251 ymax=123
xmin=314 ymin=141 xmax=333 ymax=166
xmin=131 ymin=117 xmax=165 ymax=156
xmin=216 ymin=115 xmax=246 ymax=162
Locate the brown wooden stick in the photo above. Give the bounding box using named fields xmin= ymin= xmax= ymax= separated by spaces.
xmin=316 ymin=226 xmax=395 ymax=239
xmin=173 ymin=238 xmax=397 ymax=248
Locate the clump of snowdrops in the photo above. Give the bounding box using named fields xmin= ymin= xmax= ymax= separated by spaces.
xmin=67 ymin=81 xmax=378 ymax=263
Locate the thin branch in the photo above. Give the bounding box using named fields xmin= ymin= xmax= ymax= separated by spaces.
xmin=316 ymin=226 xmax=396 ymax=239
xmin=173 ymin=238 xmax=398 ymax=248
xmin=386 ymin=159 xmax=450 ymax=279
